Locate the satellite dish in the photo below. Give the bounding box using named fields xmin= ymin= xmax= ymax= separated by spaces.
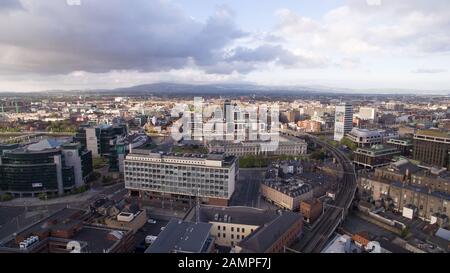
xmin=66 ymin=241 xmax=81 ymax=253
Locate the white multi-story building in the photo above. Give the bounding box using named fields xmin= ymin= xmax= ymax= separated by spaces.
xmin=358 ymin=107 xmax=376 ymax=120
xmin=334 ymin=103 xmax=353 ymax=141
xmin=124 ymin=150 xmax=238 ymax=206
xmin=207 ymin=140 xmax=307 ymax=157
xmin=347 ymin=128 xmax=399 ymax=147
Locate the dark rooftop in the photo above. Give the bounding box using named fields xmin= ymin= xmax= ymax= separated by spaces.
xmin=145 ymin=219 xmax=212 ymax=253
xmin=199 ymin=206 xmax=279 ymax=226
xmin=238 ymin=211 xmax=302 ymax=253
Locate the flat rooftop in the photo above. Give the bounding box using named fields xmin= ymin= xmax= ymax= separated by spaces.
xmin=415 ymin=129 xmax=450 ymax=139
xmin=127 ymin=150 xmax=237 ymax=166
xmin=2 ymin=208 xmax=129 ymax=253
xmin=145 ymin=219 xmax=212 ymax=253
xmin=71 ymin=226 xmax=124 ymax=253
xmin=199 ymin=206 xmax=279 ymax=226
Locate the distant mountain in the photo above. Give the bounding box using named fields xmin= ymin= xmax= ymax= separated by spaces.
xmin=2 ymin=82 xmax=449 ymax=96
xmin=103 ymin=82 xmax=448 ymax=96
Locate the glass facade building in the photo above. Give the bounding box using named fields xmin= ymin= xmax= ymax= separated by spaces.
xmin=0 ymin=140 xmax=93 ymax=197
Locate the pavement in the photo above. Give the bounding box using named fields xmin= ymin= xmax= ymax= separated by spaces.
xmin=343 ymin=212 xmax=397 ymax=240
xmin=0 ymin=183 xmax=124 ymax=208
xmin=229 ymin=169 xmax=264 ymax=208
xmin=0 ymin=207 xmax=25 ymax=226
xmin=0 ymin=182 xmax=128 ymax=241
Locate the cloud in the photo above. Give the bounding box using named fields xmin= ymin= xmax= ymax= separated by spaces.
xmin=0 ymin=0 xmax=249 ymax=75
xmin=227 ymin=45 xmax=325 ymax=68
xmin=274 ymin=1 xmax=450 ymax=56
xmin=0 ymin=0 xmax=322 ymax=78
xmin=0 ymin=0 xmax=23 ymax=11
xmin=412 ymin=68 xmax=447 ymax=74
xmin=335 ymin=58 xmax=361 ymax=70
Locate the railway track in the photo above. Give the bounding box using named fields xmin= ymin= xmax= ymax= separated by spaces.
xmin=281 ymin=130 xmax=357 ymax=252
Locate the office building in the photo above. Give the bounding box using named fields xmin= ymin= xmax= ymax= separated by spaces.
xmin=358 ymin=107 xmax=376 ymax=120
xmin=124 ymin=150 xmax=238 ymax=206
xmin=387 ymin=138 xmax=413 ymax=156
xmin=109 ymin=133 xmax=149 ymax=172
xmin=297 ymin=120 xmax=322 ymax=133
xmin=0 ymin=139 xmax=92 ymax=197
xmin=413 ymin=130 xmax=450 ymax=169
xmin=353 ymin=145 xmax=401 ymax=170
xmin=346 ymin=128 xmax=399 ymax=148
xmin=74 ymin=123 xmax=128 ymax=157
xmin=207 ymin=139 xmax=307 ymax=157
xmin=334 ymin=103 xmax=353 ymax=141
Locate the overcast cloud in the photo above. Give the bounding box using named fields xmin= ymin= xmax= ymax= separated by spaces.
xmin=0 ymin=0 xmax=449 ymax=92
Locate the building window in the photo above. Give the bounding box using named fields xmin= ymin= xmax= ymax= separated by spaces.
xmin=231 ymin=227 xmax=234 ymax=232
xmin=237 ymin=227 xmax=240 ymax=232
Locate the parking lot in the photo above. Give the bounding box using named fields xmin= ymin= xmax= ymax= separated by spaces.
xmin=230 ymin=169 xmax=264 ymax=207
xmin=343 ymin=212 xmax=397 ymax=240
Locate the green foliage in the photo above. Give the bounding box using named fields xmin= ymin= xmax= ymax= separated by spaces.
xmin=329 ymin=140 xmax=340 ymax=148
xmin=88 ymin=171 xmax=101 ymax=182
xmin=340 ymin=137 xmax=358 ymax=151
xmin=239 ymin=155 xmax=269 ymax=168
xmin=102 ymin=176 xmax=114 ymax=185
xmin=400 ymin=227 xmax=410 ymax=238
xmin=93 ymin=157 xmax=108 ymax=169
xmin=310 ymin=148 xmax=327 ymax=160
xmin=238 ymin=154 xmax=306 ymax=168
xmin=37 ymin=193 xmax=48 ymax=200
xmin=73 ymin=185 xmax=88 ymax=194
xmin=47 ymin=120 xmax=77 ymax=133
xmin=0 ymin=126 xmax=21 ymax=133
xmin=172 ymin=145 xmax=208 ymax=154
xmin=0 ymin=193 xmax=13 ymax=202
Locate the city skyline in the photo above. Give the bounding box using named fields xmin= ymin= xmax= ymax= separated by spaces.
xmin=1 ymin=0 xmax=450 ymax=92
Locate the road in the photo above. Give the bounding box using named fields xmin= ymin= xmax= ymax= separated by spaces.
xmin=282 ymin=129 xmax=357 ymax=253
xmin=0 ymin=183 xmax=127 ymax=241
xmin=229 ymin=169 xmax=264 ymax=208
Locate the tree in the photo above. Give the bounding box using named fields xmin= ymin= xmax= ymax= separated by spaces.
xmin=340 ymin=137 xmax=357 ymax=151
xmin=400 ymin=227 xmax=410 ymax=238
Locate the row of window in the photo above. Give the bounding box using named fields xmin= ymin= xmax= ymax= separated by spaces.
xmin=125 ymin=163 xmax=230 ymax=173
xmin=217 ymin=233 xmax=245 ymax=240
xmin=125 ymin=177 xmax=227 ymax=185
xmin=217 ymin=225 xmax=254 ymax=233
xmin=125 ymin=171 xmax=229 ymax=179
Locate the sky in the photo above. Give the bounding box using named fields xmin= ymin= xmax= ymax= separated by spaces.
xmin=0 ymin=0 xmax=450 ymax=92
